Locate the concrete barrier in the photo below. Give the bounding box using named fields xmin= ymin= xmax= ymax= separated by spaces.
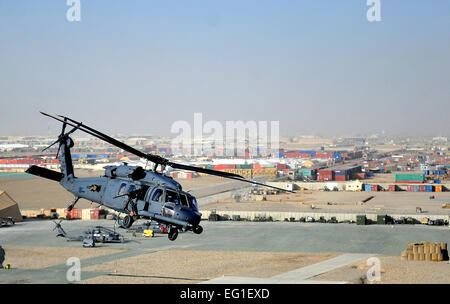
xmin=199 ymin=209 xmax=450 ymax=224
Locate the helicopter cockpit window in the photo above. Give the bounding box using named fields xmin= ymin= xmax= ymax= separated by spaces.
xmin=152 ymin=189 xmax=163 ymax=202
xmin=180 ymin=194 xmax=189 ymax=207
xmin=165 ymin=189 xmax=180 ymax=204
xmin=188 ymin=196 xmax=198 ymax=210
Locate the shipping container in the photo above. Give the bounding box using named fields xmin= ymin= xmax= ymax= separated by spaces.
xmin=364 ymin=184 xmax=372 ymax=192
xmin=425 ymin=185 xmax=434 ymax=192
xmin=395 ymin=173 xmax=424 ymax=183
xmin=276 ymin=164 xmax=287 ymax=169
xmin=318 ymin=170 xmax=334 ymax=181
xmin=335 ymin=175 xmax=347 ymax=181
xmin=90 ymin=209 xmax=100 ymax=220
xmin=334 ymin=170 xmax=347 ymax=176
xmin=389 ymin=185 xmax=397 ymax=192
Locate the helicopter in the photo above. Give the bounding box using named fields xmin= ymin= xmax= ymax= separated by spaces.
xmin=26 ymin=112 xmax=293 ymax=241
xmin=53 ymin=220 xmax=124 ymax=244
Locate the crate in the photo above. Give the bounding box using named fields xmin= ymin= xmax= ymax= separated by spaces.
xmin=403 ymin=242 xmax=448 ymax=262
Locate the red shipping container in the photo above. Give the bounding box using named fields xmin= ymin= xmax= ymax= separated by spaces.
xmin=318 ymin=170 xmax=334 ymax=181
xmin=285 ymin=152 xmax=299 ymax=158
xmin=214 ymin=164 xmax=226 ymax=170
xmin=299 ymin=154 xmax=311 ymax=158
xmin=276 ymin=164 xmax=287 ymax=169
xmin=371 ymin=185 xmax=378 ymax=191
xmin=253 ymin=164 xmax=263 ymax=169
xmin=73 ymin=209 xmax=82 ymax=219
xmin=389 ymin=185 xmax=396 ymax=192
xmin=334 ymin=175 xmax=347 ymax=181
xmin=419 ymin=185 xmax=426 ymax=192
xmin=90 ymin=209 xmax=99 ymax=220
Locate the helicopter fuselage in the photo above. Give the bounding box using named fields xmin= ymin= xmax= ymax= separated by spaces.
xmin=60 ymin=167 xmax=202 ymax=231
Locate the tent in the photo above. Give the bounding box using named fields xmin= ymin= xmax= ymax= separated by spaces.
xmin=0 ymin=190 xmax=23 ymax=222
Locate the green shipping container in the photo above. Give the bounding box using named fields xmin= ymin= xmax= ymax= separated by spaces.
xmin=356 ymin=215 xmax=367 ymax=225
xmin=395 ymin=174 xmax=424 ymax=182
xmin=206 ymin=165 xmax=215 ymax=170
xmin=298 ymin=169 xmax=314 ymax=176
xmin=377 ymin=215 xmax=387 ymax=225
xmin=236 ymin=164 xmax=252 ymax=169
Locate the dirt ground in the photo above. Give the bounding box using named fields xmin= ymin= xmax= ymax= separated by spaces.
xmin=2 ymin=246 xmax=125 ymax=270
xmin=313 ymin=255 xmax=450 ymax=284
xmin=81 ymin=250 xmax=337 ymax=284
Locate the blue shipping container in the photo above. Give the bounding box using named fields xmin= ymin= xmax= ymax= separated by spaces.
xmin=425 ymin=185 xmax=434 ymax=192
xmin=413 ymin=185 xmax=420 ymax=192
xmin=365 ymin=184 xmax=372 ymax=192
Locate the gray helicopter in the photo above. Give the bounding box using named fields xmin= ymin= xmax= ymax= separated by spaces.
xmin=53 ymin=220 xmax=124 ymax=244
xmin=27 ymin=112 xmax=293 ymax=241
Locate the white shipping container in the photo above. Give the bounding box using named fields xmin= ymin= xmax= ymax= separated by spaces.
xmin=82 ymin=209 xmax=91 ymax=220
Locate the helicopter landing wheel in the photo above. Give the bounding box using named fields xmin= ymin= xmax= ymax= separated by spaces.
xmin=168 ymin=228 xmax=178 ymax=241
xmin=193 ymin=225 xmax=203 ymax=234
xmin=121 ymin=215 xmax=134 ymax=229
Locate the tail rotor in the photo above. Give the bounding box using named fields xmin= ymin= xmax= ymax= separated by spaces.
xmin=41 ymin=114 xmax=81 ymax=158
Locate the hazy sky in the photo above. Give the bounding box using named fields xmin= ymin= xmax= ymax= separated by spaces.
xmin=0 ymin=1 xmax=449 ymax=137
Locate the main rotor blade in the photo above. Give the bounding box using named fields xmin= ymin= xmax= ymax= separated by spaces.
xmin=224 ymin=176 xmax=295 ymax=193
xmin=57 ymin=114 xmax=156 ymax=161
xmin=167 ymin=162 xmax=245 ymax=179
